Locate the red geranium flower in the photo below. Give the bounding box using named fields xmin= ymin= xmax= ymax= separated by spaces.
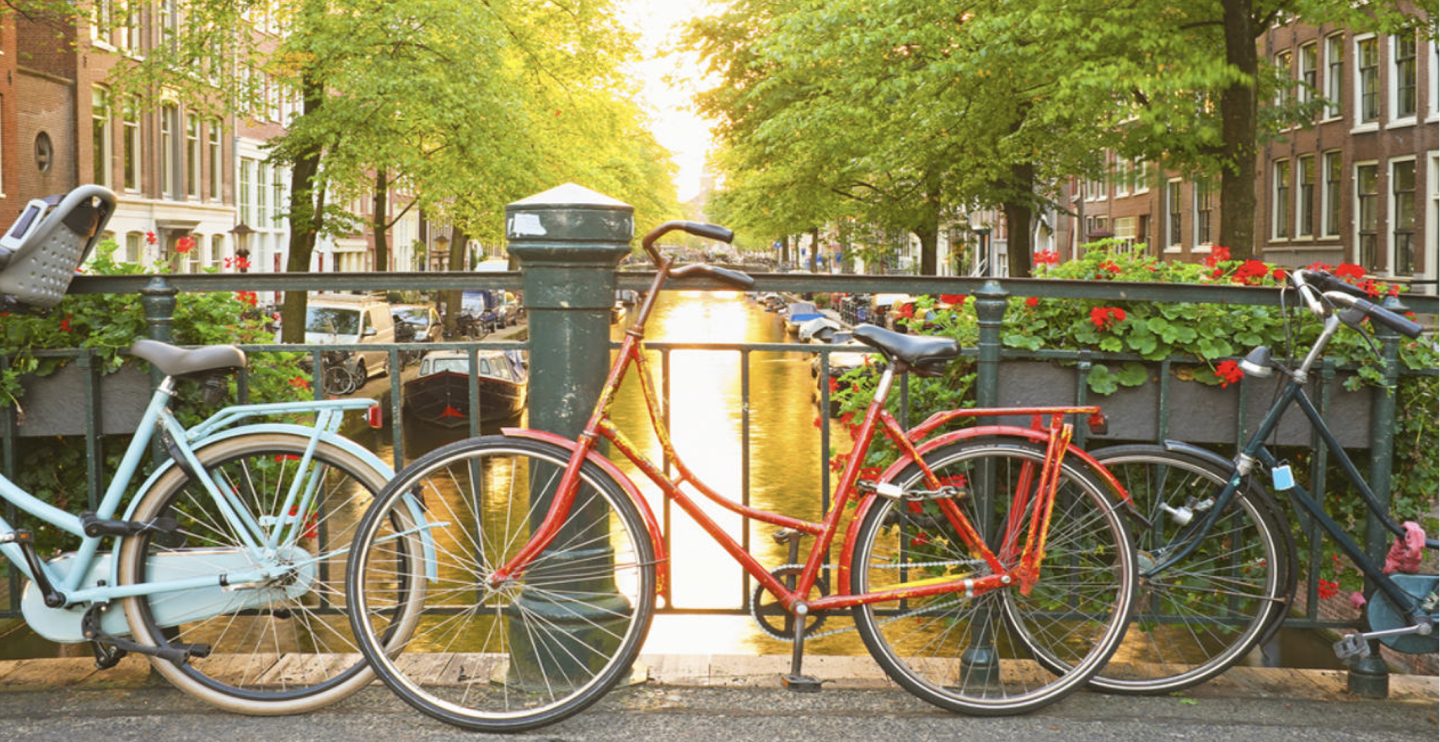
xmin=1216 ymin=359 xmax=1243 ymax=388
xmin=940 ymin=294 xmax=965 ymax=306
xmin=1203 ymin=246 xmax=1232 ymax=267
xmin=1025 ymin=296 xmax=1039 ymax=308
xmin=1034 ymin=250 xmax=1060 ymax=266
xmin=1089 ymin=306 xmax=1126 ymax=329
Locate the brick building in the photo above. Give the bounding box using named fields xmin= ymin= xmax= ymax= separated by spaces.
xmin=1062 ymin=22 xmax=1436 ymax=293
xmin=0 ymin=4 xmax=441 ymax=291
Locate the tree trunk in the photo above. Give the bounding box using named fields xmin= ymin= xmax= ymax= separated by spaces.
xmin=373 ymin=170 xmax=389 ymax=272
xmin=916 ymin=171 xmax=942 ymax=275
xmin=1219 ymin=0 xmax=1259 ymax=260
xmin=809 ymin=227 xmax=820 ymax=272
xmin=443 ymin=227 xmax=469 ymax=336
xmin=1005 ymin=162 xmax=1037 ymax=278
xmin=280 ymin=67 xmax=326 ymax=344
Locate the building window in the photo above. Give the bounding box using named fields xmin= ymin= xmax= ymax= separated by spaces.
xmin=160 ymin=104 xmax=177 ymax=197
xmin=1356 ymin=163 xmax=1378 ymax=269
xmin=1391 ymin=159 xmax=1415 ymax=274
xmin=1166 ymin=179 xmax=1183 ymax=250
xmin=208 ymin=119 xmax=222 ymax=201
xmin=1114 ymin=216 xmax=1137 ymax=243
xmin=90 ymin=0 xmax=113 ymax=47
xmin=257 ymin=165 xmax=269 ymax=226
xmin=1322 ymin=151 xmax=1343 ymax=238
xmin=273 ymin=167 xmax=284 ymax=223
xmin=1392 ymin=34 xmax=1417 ymax=121
xmin=239 ymin=158 xmax=255 ymax=226
xmin=1273 ymin=160 xmax=1291 ymax=239
xmin=1274 ymin=50 xmax=1294 ymax=109
xmin=92 ymin=88 xmax=111 ymax=188
xmin=1324 ymin=34 xmax=1344 ymax=119
xmin=209 ymin=234 xmax=224 ymax=269
xmin=1194 ymin=179 xmax=1213 ymax=246
xmin=1299 ymin=43 xmax=1318 ymax=108
xmin=1134 ymin=159 xmax=1149 ymax=193
xmin=1297 ymin=155 xmax=1315 ymax=238
xmin=122 ymin=97 xmax=140 ymax=191
xmin=185 ymin=116 xmax=200 ymax=198
xmin=1115 ymin=159 xmax=1131 ymax=197
xmin=123 ymin=232 xmax=142 ymax=263
xmin=1356 ymin=36 xmax=1379 ymax=124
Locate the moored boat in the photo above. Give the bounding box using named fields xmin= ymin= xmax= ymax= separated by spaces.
xmin=402 ymin=349 xmax=528 ymax=427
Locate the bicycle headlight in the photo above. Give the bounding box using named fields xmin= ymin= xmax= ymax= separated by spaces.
xmin=1238 ymin=346 xmax=1274 ymax=378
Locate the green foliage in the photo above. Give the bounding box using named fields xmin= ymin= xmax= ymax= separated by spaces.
xmin=823 ymin=244 xmax=1438 ymax=602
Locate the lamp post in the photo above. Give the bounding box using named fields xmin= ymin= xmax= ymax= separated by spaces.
xmin=228 ymin=222 xmax=254 ymax=273
xmin=972 ymin=225 xmax=992 ymax=277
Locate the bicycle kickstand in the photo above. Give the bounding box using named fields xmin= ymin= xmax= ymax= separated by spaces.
xmin=774 ymin=528 xmax=823 ymax=693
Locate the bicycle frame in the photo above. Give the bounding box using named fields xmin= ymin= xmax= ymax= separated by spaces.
xmin=491 ymin=261 xmax=1129 ymax=616
xmin=0 ymin=381 xmax=405 ymax=635
xmin=1154 ymin=311 xmax=1435 ymax=628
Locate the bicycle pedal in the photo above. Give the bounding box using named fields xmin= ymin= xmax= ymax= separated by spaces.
xmin=1332 ymin=633 xmax=1370 ymax=662
xmin=780 ymin=673 xmax=823 ymax=692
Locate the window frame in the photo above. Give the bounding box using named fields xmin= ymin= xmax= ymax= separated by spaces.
xmin=1355 ymin=161 xmax=1379 ymax=270
xmin=1322 ymin=150 xmax=1343 ymax=239
xmin=1389 ymin=157 xmax=1416 ymax=275
xmin=122 ymin=96 xmax=141 ymax=192
xmin=1193 ymin=178 xmax=1213 ymax=247
xmin=1390 ymin=33 xmax=1417 ymax=125
xmin=1354 ymin=34 xmax=1380 ymax=129
xmin=92 ymin=87 xmax=111 ymax=188
xmin=1296 ymin=155 xmax=1315 ymax=239
xmin=1324 ymin=33 xmax=1344 ymax=121
xmin=1272 ymin=159 xmax=1292 ymax=241
xmin=207 ymin=119 xmax=222 ymax=201
xmin=1165 ymin=178 xmax=1183 ymax=252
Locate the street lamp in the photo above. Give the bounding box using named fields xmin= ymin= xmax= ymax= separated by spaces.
xmin=229 ymin=222 xmax=254 ymax=273
xmin=972 ymin=225 xmax=992 ymax=277
xmin=434 ymin=234 xmax=450 ymax=272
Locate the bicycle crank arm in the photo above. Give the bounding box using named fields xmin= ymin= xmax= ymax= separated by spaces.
xmin=1333 ymin=623 xmax=1434 ymax=661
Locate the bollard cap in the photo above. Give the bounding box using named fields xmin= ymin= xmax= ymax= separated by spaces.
xmin=505 ymin=183 xmax=633 ymax=245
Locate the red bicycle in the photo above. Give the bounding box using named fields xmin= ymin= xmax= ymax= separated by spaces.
xmin=346 ymin=221 xmax=1138 ymax=731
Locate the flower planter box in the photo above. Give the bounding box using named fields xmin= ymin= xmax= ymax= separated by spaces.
xmin=994 ymin=361 xmax=1373 ymax=448
xmin=13 ymin=363 xmax=151 ymax=437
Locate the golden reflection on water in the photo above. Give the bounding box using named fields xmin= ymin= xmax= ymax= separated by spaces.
xmin=605 ymin=291 xmax=863 ymax=656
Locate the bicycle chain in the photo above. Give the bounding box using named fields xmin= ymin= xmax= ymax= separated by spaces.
xmin=748 ymin=561 xmax=987 ymax=641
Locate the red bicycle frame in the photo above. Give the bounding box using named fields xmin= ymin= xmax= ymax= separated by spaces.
xmin=490 ymin=257 xmax=1124 ymax=617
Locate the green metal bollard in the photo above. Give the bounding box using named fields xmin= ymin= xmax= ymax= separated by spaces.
xmin=503 ymin=183 xmax=635 ymax=687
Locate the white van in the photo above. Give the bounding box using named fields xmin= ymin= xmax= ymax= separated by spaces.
xmin=303 ymin=294 xmax=395 ymax=380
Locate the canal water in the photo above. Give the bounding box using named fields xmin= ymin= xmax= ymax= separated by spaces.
xmin=0 ymin=290 xmax=1346 ymax=669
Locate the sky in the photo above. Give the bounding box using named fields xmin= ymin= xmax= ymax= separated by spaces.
xmin=620 ymin=0 xmax=718 ymax=203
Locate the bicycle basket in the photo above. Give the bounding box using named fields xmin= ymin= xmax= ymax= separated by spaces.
xmin=0 ymin=185 xmax=116 ymax=310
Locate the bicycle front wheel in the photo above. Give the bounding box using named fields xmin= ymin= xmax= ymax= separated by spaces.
xmin=1089 ymin=445 xmax=1294 ymax=694
xmin=119 ymin=432 xmax=425 ymax=714
xmin=347 ymin=435 xmax=656 ymax=732
xmin=850 ymin=439 xmax=1136 ymax=715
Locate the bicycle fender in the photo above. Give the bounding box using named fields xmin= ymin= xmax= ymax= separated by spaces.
xmin=836 ymin=426 xmax=1137 ymax=593
xmin=499 ymin=427 xmax=670 ymax=596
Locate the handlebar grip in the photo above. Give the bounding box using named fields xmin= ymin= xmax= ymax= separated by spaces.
xmin=1311 ymin=271 xmax=1370 ymax=299
xmin=1349 ymin=296 xmax=1425 ymax=339
xmin=681 ymin=222 xmax=735 ymax=244
xmin=709 ymin=266 xmax=755 ymax=290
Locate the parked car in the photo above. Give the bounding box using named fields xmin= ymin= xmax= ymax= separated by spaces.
xmin=392 ymin=304 xmax=444 ymax=343
xmin=302 ymin=294 xmax=395 ymax=380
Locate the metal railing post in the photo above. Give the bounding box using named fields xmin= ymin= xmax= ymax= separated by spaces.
xmin=1349 ymin=294 xmax=1405 ymax=698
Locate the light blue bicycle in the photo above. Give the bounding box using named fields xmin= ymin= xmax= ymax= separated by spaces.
xmin=0 ymin=186 xmax=429 ymax=714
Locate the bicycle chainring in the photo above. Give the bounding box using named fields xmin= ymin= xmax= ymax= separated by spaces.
xmin=749 ymin=565 xmax=830 ymax=641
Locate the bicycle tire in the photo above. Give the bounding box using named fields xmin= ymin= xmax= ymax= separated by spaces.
xmin=322 ymin=365 xmax=353 ymax=395
xmin=1085 ymin=445 xmax=1295 ymax=694
xmin=346 ymin=435 xmax=656 ymax=732
xmin=118 ymin=433 xmax=426 ymax=714
xmin=850 ymin=438 xmax=1137 ymax=715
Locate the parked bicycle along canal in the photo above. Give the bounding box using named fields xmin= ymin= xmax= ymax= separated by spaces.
xmin=0 ymin=290 xmax=1346 ymax=670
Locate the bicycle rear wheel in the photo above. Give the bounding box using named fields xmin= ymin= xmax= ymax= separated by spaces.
xmin=347 ymin=435 xmax=656 ymax=732
xmin=850 ymin=438 xmax=1136 ymax=715
xmin=1088 ymin=445 xmax=1294 ymax=694
xmin=119 ymin=433 xmax=425 ymax=714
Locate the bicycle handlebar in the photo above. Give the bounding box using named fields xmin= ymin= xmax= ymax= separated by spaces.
xmin=639 ymin=221 xmax=755 ymax=290
xmin=1292 ymin=269 xmax=1424 ymax=339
